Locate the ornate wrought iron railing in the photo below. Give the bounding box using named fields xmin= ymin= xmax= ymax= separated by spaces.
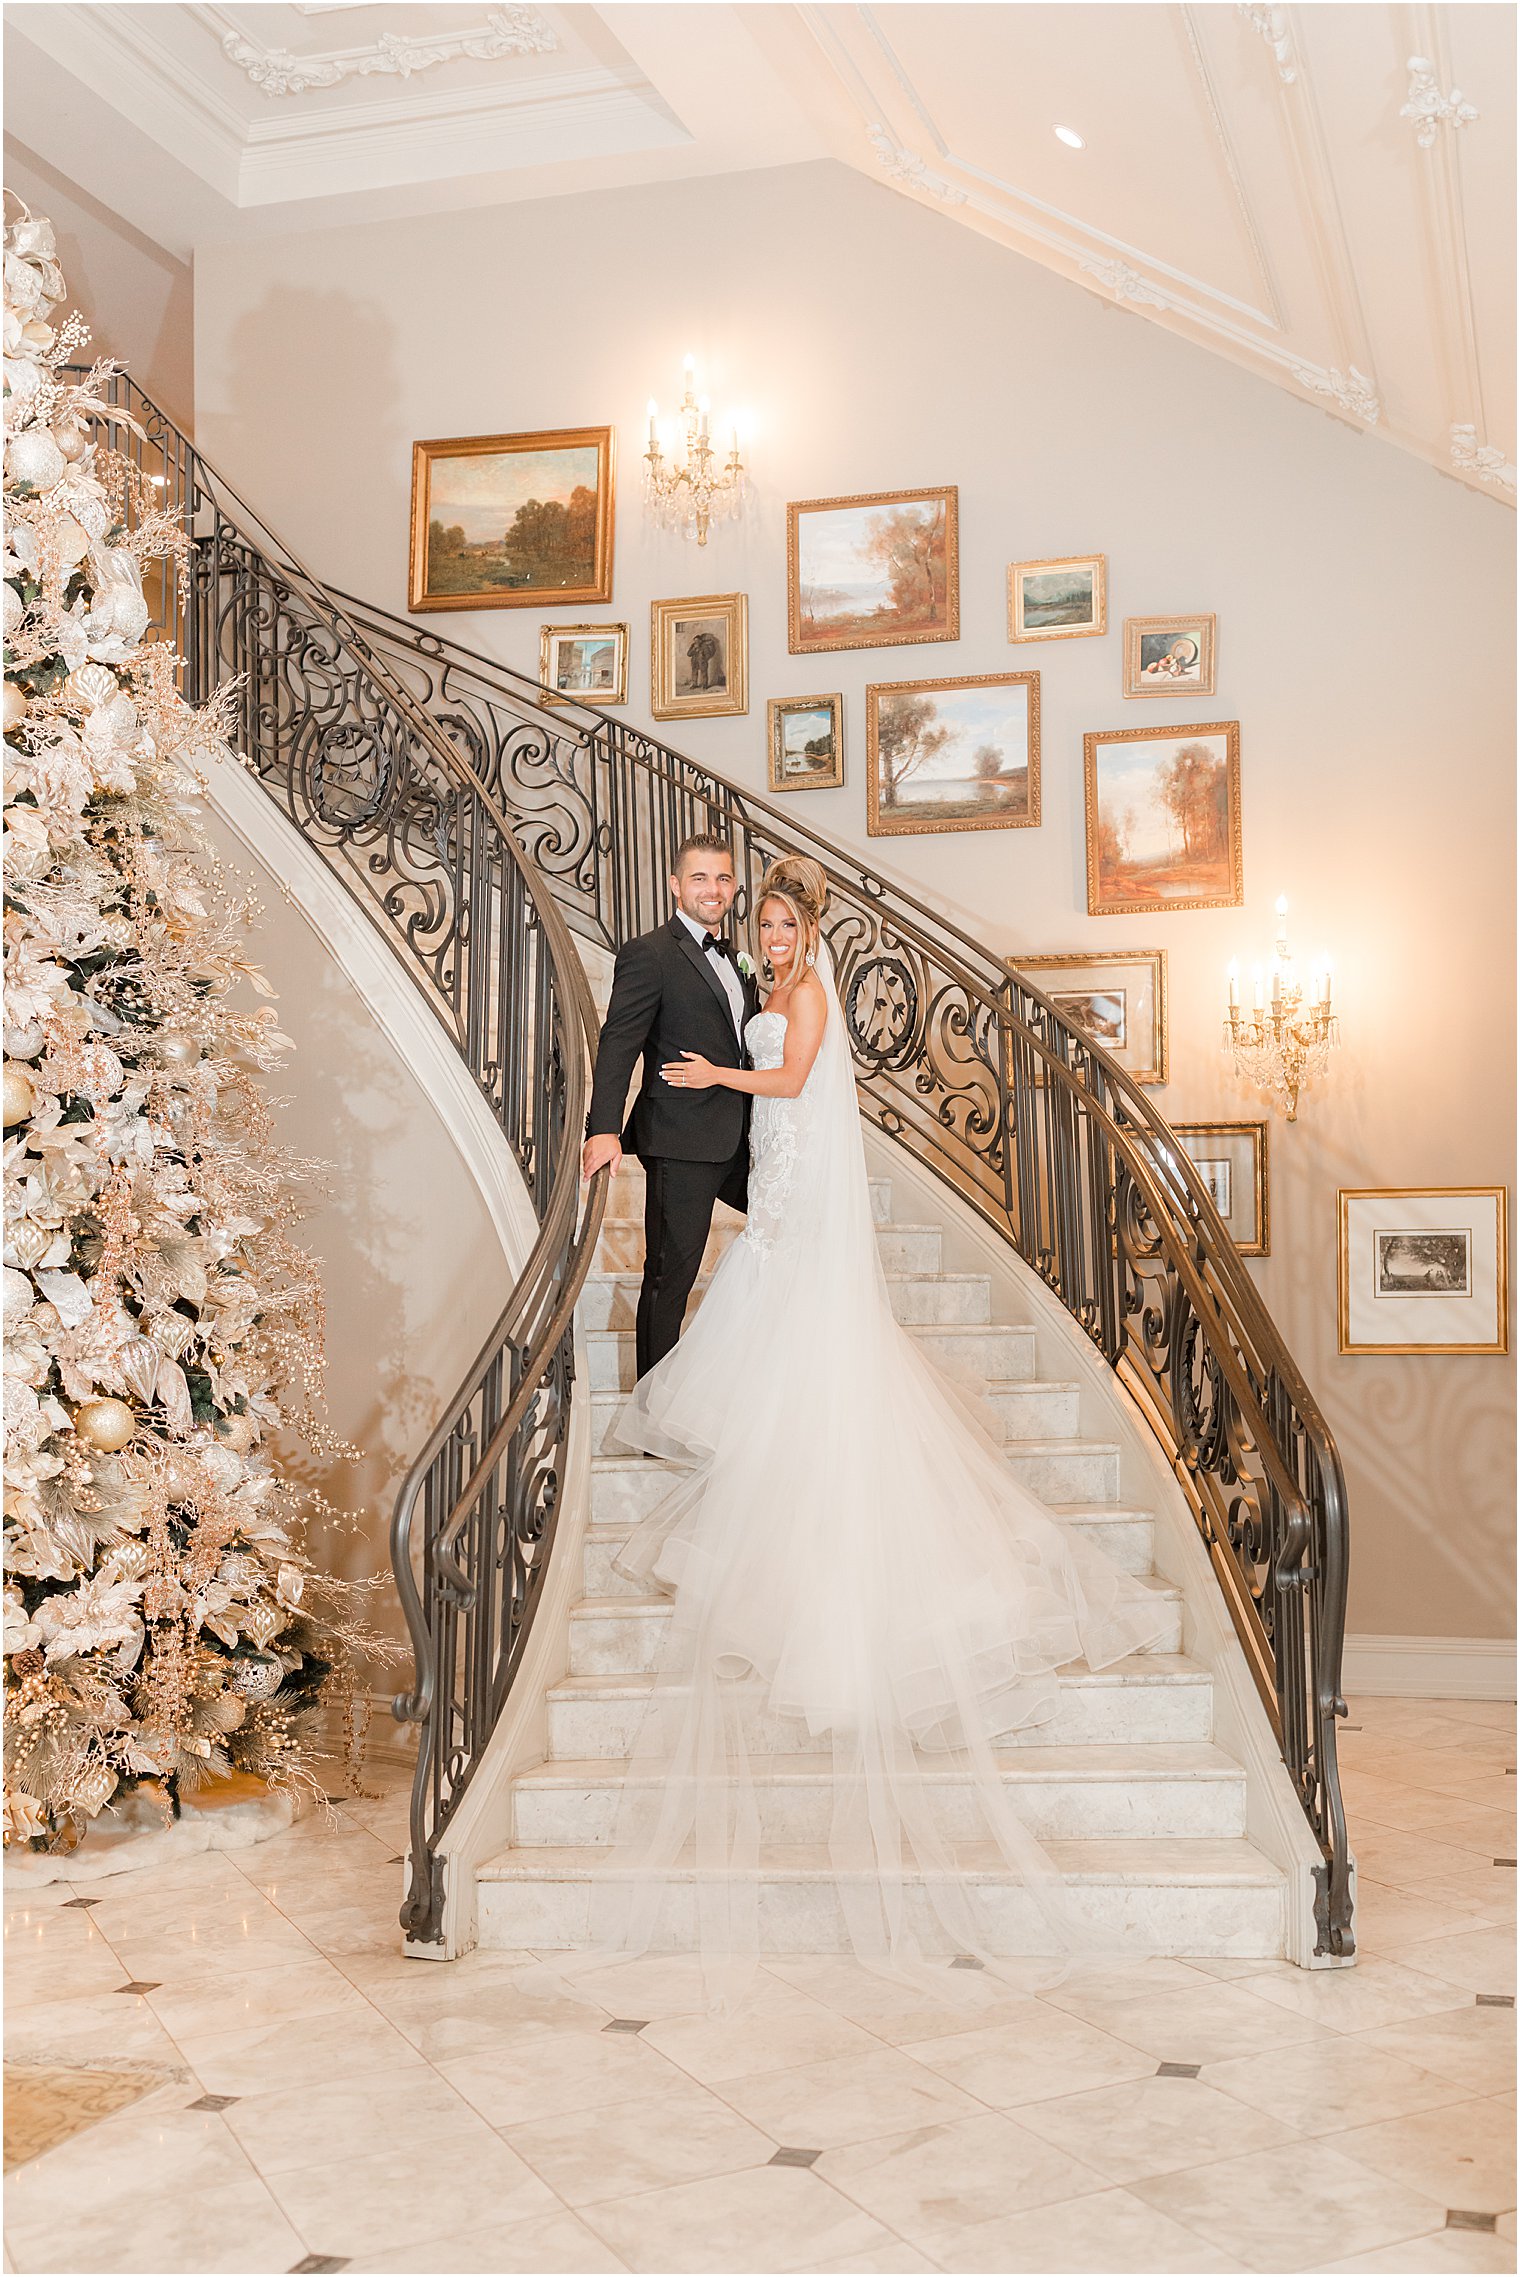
xmin=96 ymin=375 xmax=1352 ymax=1958
xmin=82 ymin=374 xmax=608 ymax=1946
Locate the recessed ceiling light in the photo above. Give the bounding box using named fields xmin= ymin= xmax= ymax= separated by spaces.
xmin=1054 ymin=125 xmax=1085 ymax=149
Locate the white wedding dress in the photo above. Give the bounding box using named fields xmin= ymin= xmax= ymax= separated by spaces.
xmin=579 ymin=943 xmax=1172 ymax=1998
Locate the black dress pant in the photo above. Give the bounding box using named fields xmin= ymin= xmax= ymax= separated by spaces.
xmin=636 ymin=1146 xmax=749 ymax=1378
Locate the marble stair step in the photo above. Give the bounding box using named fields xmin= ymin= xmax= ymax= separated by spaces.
xmin=578 ymin=1267 xmax=991 ymax=1334
xmin=584 ymin=1393 xmax=1106 ymax=1469
xmin=607 ymin=1166 xmax=893 ymax=1226
xmin=582 ymin=1319 xmax=1039 ymax=1393
xmin=476 ymin=1835 xmax=1285 ymax=1958
xmin=511 ymin=1740 xmax=1246 ymax=1847
xmin=565 ymin=1579 xmax=1183 ymax=1677
xmin=545 ymin=1652 xmax=1214 ymax=1759
xmin=593 ymin=1216 xmax=940 ymax=1277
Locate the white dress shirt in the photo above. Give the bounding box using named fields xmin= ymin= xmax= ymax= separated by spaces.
xmin=677 ymin=907 xmax=745 ymax=1039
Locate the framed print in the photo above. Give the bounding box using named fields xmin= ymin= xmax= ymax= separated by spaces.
xmin=867 ymin=672 xmax=1039 ymax=838
xmin=539 ymin=622 xmax=627 ymax=707
xmin=1010 ymin=949 xmax=1168 ymax=1085
xmin=1084 ymin=721 xmax=1242 ymax=915
xmin=409 ymin=427 xmax=614 ymax=613
xmin=1124 ymin=613 xmax=1217 ymax=697
xmin=768 ymin=694 xmax=843 ymax=792
xmin=651 ymin=593 xmax=748 ymax=719
xmin=1171 ymin=1122 xmax=1269 ymax=1253
xmin=1338 ymin=1188 xmax=1509 ymax=1355
xmin=788 ymin=487 xmax=958 ymax=654
xmin=1008 ymin=554 xmax=1106 ymax=642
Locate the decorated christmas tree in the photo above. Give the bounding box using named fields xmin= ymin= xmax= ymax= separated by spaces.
xmin=4 ymin=207 xmax=375 ymax=1850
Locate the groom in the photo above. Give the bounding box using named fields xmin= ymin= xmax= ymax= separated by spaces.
xmin=581 ymin=832 xmax=761 ymax=1378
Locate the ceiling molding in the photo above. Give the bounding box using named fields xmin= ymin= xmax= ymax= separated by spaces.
xmin=1399 ymin=51 xmax=1480 ymax=148
xmin=11 ymin=4 xmax=246 ymax=197
xmin=1180 ymin=5 xmax=1285 ymax=328
xmin=209 ymin=4 xmax=557 ymax=99
xmin=1236 ymin=4 xmax=1298 ymax=84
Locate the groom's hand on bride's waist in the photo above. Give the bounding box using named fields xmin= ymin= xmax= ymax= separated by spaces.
xmin=663 ymin=1052 xmax=720 ymax=1091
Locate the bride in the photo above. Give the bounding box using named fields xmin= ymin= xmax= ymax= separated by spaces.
xmin=583 ymin=854 xmax=1171 ymax=1995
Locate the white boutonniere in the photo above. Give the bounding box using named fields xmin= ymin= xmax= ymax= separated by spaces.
xmin=736 ymin=952 xmax=755 ymax=979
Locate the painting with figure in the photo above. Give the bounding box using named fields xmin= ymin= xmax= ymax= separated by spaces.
xmin=1375 ymin=1230 xmax=1470 ymax=1298
xmin=673 ymin=614 xmax=728 ymax=696
xmin=1052 ymin=988 xmax=1126 ymax=1048
xmin=1340 ymin=1187 xmax=1507 ymax=1353
xmin=1085 ymin=722 xmax=1242 ymax=914
xmin=868 ymin=673 xmax=1039 ymax=837
xmin=652 ymin=593 xmax=748 ymax=719
xmin=410 ymin=427 xmax=614 ymax=611
xmin=790 ymin=488 xmax=958 ymax=653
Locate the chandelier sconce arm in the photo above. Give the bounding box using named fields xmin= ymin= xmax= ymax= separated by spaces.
xmin=1224 ymin=897 xmax=1339 ymax=1120
xmin=643 ymin=361 xmax=747 ymax=546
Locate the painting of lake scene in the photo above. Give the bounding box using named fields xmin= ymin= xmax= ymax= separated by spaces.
xmin=1009 ymin=554 xmax=1106 ymax=641
xmin=867 ymin=673 xmax=1039 ymax=838
xmin=768 ymin=694 xmax=843 ymax=791
xmin=410 ymin=427 xmax=614 ymax=612
xmin=789 ymin=488 xmax=958 ymax=653
xmin=1084 ymin=722 xmax=1241 ymax=914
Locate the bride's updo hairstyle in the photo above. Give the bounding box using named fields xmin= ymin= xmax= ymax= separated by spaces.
xmin=755 ymin=854 xmax=828 ymax=979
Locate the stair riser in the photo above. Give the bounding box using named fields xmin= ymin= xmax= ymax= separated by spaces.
xmin=584 ymin=1326 xmax=1042 ymax=1395
xmin=596 ymin=1223 xmax=732 ymax=1277
xmin=1007 ymin=1447 xmax=1119 ymax=1502
xmin=608 ymin=1171 xmax=893 ymax=1222
xmin=478 ymin=1873 xmax=1284 ymax=1959
xmin=567 ymin=1598 xmax=1183 ymax=1677
xmin=579 ymin=1271 xmax=990 ymax=1334
xmin=513 ymin=1773 xmax=1245 ymax=1847
xmin=547 ymin=1677 xmax=1212 ymax=1760
xmin=984 ymin=1385 xmax=1081 ymax=1440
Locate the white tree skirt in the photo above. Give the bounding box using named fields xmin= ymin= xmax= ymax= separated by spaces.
xmin=6 ymin=1773 xmax=305 ymax=1887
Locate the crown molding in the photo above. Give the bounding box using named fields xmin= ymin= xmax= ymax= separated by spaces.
xmin=211 ymin=4 xmax=557 ymax=99
xmin=10 ymin=3 xmax=245 ymax=197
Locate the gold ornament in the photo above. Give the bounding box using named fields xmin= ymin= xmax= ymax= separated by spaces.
xmin=3 ymin=1064 xmax=36 ymax=1125
xmin=73 ymin=1397 xmax=136 ymax=1452
xmin=53 ymin=421 xmax=88 ymax=464
xmin=218 ymin=1412 xmax=258 ymax=1453
xmin=157 ymin=1032 xmax=201 ymax=1068
xmin=4 ymin=681 xmax=29 ymax=734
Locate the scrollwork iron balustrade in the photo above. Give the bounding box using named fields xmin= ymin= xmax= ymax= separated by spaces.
xmin=77 ymin=374 xmax=608 ymax=1948
xmin=95 ymin=375 xmax=1351 ymax=1959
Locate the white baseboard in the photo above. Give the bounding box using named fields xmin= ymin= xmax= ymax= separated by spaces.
xmin=1343 ymin=1634 xmax=1517 ymax=1702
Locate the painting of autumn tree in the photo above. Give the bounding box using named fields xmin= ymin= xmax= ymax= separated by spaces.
xmin=790 ymin=488 xmax=959 ymax=652
xmin=1085 ymin=727 xmax=1242 ymax=913
xmin=870 ymin=675 xmax=1039 ymax=837
xmin=412 ymin=430 xmax=613 ymax=612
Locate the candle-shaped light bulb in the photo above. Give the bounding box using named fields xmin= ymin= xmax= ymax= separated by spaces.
xmin=1227 ymin=958 xmax=1239 ymax=1008
xmin=698 ymin=394 xmax=710 ymax=442
xmin=1252 ymin=964 xmax=1264 ymax=1012
xmin=1320 ymin=955 xmax=1333 ymax=1008
xmin=647 ymin=398 xmax=658 ymax=445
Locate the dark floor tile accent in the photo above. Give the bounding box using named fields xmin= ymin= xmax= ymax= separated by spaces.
xmin=115 ymin=1981 xmax=161 ymax=1995
xmin=188 ymin=2093 xmax=240 ymax=2112
xmin=1476 ymin=1993 xmax=1515 ymax=2008
xmin=61 ymin=1896 xmax=102 ymax=1908
xmin=1446 ymin=2211 xmax=1499 ymax=2233
xmin=769 ymin=2147 xmax=822 ymax=2168
xmin=1341 ymin=1725 xmax=1363 ymax=1732
xmin=1156 ymin=2062 xmax=1201 ymax=2078
xmin=1494 ymin=1857 xmax=1516 ymax=1867
xmin=950 ymin=1955 xmax=985 ymax=1971
xmin=291 ymin=2258 xmax=350 ymax=2274
xmin=602 ymin=2018 xmax=648 ymax=2034
xmin=388 ymin=1856 xmax=405 ymax=1866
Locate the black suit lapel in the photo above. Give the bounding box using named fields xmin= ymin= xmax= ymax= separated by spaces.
xmin=669 ymin=918 xmax=743 ymax=1055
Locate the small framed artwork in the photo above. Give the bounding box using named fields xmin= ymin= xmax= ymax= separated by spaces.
xmin=1338 ymin=1188 xmax=1509 ymax=1355
xmin=1171 ymin=1122 xmax=1269 ymax=1254
xmin=867 ymin=672 xmax=1039 ymax=838
xmin=788 ymin=487 xmax=958 ymax=654
xmin=1008 ymin=554 xmax=1106 ymax=642
xmin=409 ymin=427 xmax=614 ymax=613
xmin=539 ymin=622 xmax=628 ymax=706
xmin=1123 ymin=613 xmax=1217 ymax=698
xmin=767 ymin=694 xmax=843 ymax=793
xmin=1010 ymin=949 xmax=1168 ymax=1085
xmin=1084 ymin=721 xmax=1242 ymax=915
xmin=651 ymin=593 xmax=748 ymax=719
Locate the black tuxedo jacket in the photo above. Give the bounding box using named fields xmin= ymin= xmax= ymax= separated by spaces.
xmin=587 ymin=916 xmax=762 ymax=1163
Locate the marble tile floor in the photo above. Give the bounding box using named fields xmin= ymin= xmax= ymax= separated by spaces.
xmin=3 ymin=1695 xmax=1514 ymax=2276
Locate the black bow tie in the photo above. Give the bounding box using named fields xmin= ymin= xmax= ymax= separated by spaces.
xmin=703 ymin=933 xmax=737 ymax=964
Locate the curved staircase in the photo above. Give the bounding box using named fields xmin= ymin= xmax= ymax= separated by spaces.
xmin=475 ymin=1161 xmax=1287 ymax=1959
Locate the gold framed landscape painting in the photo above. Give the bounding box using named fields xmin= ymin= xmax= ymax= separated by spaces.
xmin=1171 ymin=1122 xmax=1269 ymax=1254
xmin=788 ymin=487 xmax=958 ymax=654
xmin=1011 ymin=949 xmax=1167 ymax=1085
xmin=1084 ymin=721 xmax=1242 ymax=915
xmin=1338 ymin=1187 xmax=1509 ymax=1355
xmin=867 ymin=672 xmax=1039 ymax=838
xmin=409 ymin=426 xmax=614 ymax=613
xmin=651 ymin=593 xmax=748 ymax=719
xmin=539 ymin=622 xmax=627 ymax=707
xmin=1124 ymin=612 xmax=1217 ymax=697
xmin=1008 ymin=554 xmax=1106 ymax=642
xmin=768 ymin=694 xmax=843 ymax=792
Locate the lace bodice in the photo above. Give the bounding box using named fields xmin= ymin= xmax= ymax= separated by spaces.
xmin=741 ymin=1009 xmax=803 ymax=1256
xmin=743 ymin=1009 xmax=788 ymax=1069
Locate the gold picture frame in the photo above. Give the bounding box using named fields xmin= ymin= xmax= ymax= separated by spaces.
xmin=1123 ymin=612 xmax=1217 ymax=698
xmin=1338 ymin=1187 xmax=1510 ymax=1355
xmin=1010 ymin=949 xmax=1168 ymax=1085
xmin=651 ymin=593 xmax=748 ymax=720
xmin=867 ymin=672 xmax=1040 ymax=838
xmin=1008 ymin=554 xmax=1107 ymax=642
xmin=408 ymin=426 xmax=615 ymax=613
xmin=1171 ymin=1122 xmax=1269 ymax=1254
xmin=1084 ymin=720 xmax=1243 ymax=916
xmin=767 ymin=694 xmax=843 ymax=793
xmin=538 ymin=622 xmax=628 ymax=707
xmin=788 ymin=487 xmax=959 ymax=654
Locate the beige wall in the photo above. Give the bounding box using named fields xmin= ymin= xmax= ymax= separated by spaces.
xmin=4 ymin=137 xmax=194 ymax=422
xmin=194 ymin=158 xmax=1515 ymax=1645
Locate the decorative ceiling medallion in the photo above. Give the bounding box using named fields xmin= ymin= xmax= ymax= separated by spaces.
xmin=220 ymin=5 xmax=557 ymax=98
xmin=866 ymin=125 xmax=966 ymax=206
xmin=1399 ymin=57 xmax=1479 ymax=148
xmin=1079 ymin=257 xmax=1168 ymax=310
xmin=1450 ymin=425 xmax=1516 ymax=491
xmin=1237 ymin=5 xmax=1297 ymax=86
xmin=1291 ymin=363 xmax=1381 ymax=424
